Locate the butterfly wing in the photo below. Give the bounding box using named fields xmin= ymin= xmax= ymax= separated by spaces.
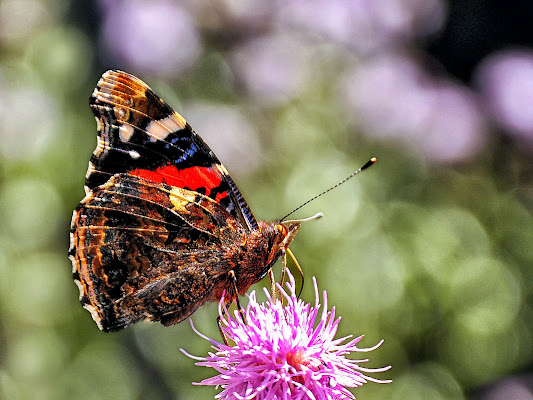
xmin=70 ymin=173 xmax=246 ymax=332
xmin=70 ymin=70 xmax=259 ymax=331
xmin=87 ymin=70 xmax=258 ymax=231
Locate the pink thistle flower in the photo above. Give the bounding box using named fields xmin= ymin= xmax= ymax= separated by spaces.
xmin=182 ymin=270 xmax=391 ymax=399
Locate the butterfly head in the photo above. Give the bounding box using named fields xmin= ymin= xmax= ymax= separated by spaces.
xmin=262 ymin=212 xmax=324 ymax=269
xmin=275 ymin=221 xmax=301 ymax=249
xmin=275 ymin=211 xmax=323 ymax=250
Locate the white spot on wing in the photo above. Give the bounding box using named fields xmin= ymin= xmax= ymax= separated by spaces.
xmin=216 ymin=163 xmax=229 ymax=175
xmin=74 ymin=278 xmax=103 ymax=329
xmin=83 ymin=302 xmax=104 ymax=330
xmin=116 ymin=107 xmax=126 ymax=119
xmin=85 ymin=162 xmax=96 ymax=180
xmin=95 ymin=117 xmax=102 ymax=132
xmin=145 ymin=113 xmax=186 ymax=142
xmin=69 ymin=230 xmax=78 ymax=273
xmin=119 ymin=124 xmax=135 ymax=142
xmin=94 ymin=136 xmax=105 ymax=157
xmin=128 ymin=150 xmax=140 ymax=159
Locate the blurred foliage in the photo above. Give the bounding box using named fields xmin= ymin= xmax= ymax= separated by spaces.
xmin=0 ymin=1 xmax=532 ymax=400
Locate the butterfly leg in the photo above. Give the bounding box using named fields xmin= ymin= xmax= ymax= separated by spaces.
xmin=279 ymin=249 xmax=287 ymax=295
xmin=286 ymin=248 xmax=305 ymax=298
xmin=228 ymin=270 xmax=246 ymax=324
xmin=217 ymin=270 xmax=246 ymax=345
xmin=268 ymin=249 xmax=289 ymax=303
xmin=217 ymin=313 xmax=229 ymax=346
xmin=268 ymin=268 xmax=277 ymax=302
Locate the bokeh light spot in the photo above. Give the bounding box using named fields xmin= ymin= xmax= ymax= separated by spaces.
xmin=450 ymin=257 xmax=521 ymax=335
xmin=0 ymin=88 xmax=60 ymax=161
xmin=0 ymin=179 xmax=63 ymax=249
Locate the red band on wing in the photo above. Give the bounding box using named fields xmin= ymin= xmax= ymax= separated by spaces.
xmin=130 ymin=165 xmax=228 ymax=201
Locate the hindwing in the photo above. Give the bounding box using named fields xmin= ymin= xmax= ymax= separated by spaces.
xmin=70 ymin=174 xmax=246 ymax=332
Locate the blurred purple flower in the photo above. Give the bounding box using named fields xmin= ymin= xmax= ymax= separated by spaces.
xmin=99 ymin=0 xmax=201 ymax=76
xmin=277 ymin=0 xmax=446 ymax=54
xmin=183 ymin=270 xmax=391 ymax=400
xmin=418 ymin=83 xmax=487 ymax=162
xmin=342 ymin=53 xmax=487 ymax=163
xmin=230 ymin=34 xmax=309 ymax=105
xmin=476 ymin=49 xmax=533 ymax=146
xmin=185 ymin=0 xmax=275 ymax=31
xmin=474 ymin=374 xmax=533 ymax=400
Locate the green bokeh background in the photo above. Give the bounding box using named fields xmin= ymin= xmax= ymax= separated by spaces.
xmin=1 ymin=1 xmax=532 ymax=400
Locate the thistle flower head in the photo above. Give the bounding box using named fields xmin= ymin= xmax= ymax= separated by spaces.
xmin=183 ymin=270 xmax=391 ymax=400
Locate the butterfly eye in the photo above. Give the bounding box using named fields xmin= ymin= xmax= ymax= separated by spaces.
xmin=276 ymin=224 xmax=288 ymax=236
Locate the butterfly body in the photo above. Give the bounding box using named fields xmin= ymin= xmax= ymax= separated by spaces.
xmin=69 ymin=71 xmax=299 ymax=332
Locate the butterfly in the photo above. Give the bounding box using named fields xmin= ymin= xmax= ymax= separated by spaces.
xmin=68 ymin=70 xmax=305 ymax=332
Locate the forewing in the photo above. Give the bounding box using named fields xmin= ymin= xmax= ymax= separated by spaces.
xmin=87 ymin=70 xmax=258 ymax=231
xmin=69 ymin=174 xmax=246 ymax=332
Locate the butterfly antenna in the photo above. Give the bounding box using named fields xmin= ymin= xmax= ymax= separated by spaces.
xmin=280 ymin=157 xmax=377 ymax=222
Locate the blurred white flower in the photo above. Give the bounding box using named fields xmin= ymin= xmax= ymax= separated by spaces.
xmin=0 ymin=0 xmax=53 ymax=46
xmin=0 ymin=87 xmax=60 ymax=160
